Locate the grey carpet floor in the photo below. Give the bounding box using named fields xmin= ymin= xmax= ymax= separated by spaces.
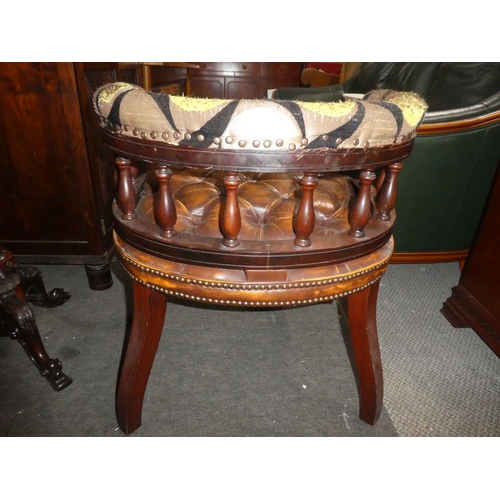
xmin=0 ymin=261 xmax=395 ymax=437
xmin=377 ymin=262 xmax=500 ymax=437
xmin=0 ymin=260 xmax=498 ymax=437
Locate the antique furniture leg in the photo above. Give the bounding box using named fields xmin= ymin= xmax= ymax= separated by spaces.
xmin=13 ymin=264 xmax=71 ymax=308
xmin=0 ymin=289 xmax=73 ymax=391
xmin=347 ymin=280 xmax=383 ymax=425
xmin=0 ymin=245 xmax=72 ymax=391
xmin=116 ymin=280 xmax=167 ymax=435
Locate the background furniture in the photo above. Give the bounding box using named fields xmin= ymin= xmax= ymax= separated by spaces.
xmin=140 ymin=62 xmax=303 ymax=98
xmin=441 ymin=164 xmax=500 ymax=357
xmin=275 ymin=62 xmax=500 ymax=266
xmin=0 ymin=245 xmax=72 ymax=390
xmin=140 ymin=62 xmax=200 ymax=94
xmin=94 ymin=82 xmax=426 ymax=434
xmin=300 ymin=63 xmax=361 ymax=88
xmin=186 ymin=62 xmax=303 ymax=98
xmin=0 ymin=62 xmax=141 ymax=289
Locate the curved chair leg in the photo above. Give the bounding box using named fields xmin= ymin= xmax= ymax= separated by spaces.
xmin=346 ymin=280 xmax=383 ymax=425
xmin=0 ymin=290 xmax=73 ymax=391
xmin=116 ymin=280 xmax=167 ymax=435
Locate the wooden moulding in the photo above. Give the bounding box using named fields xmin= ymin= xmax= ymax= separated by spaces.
xmin=441 ymin=285 xmax=500 ymax=358
xmin=102 ymin=129 xmax=415 ymax=174
xmin=391 ymin=250 xmax=468 ymax=270
xmin=418 ymin=109 xmax=500 ymax=135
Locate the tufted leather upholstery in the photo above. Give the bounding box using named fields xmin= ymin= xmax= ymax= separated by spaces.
xmin=139 ymin=169 xmax=353 ymax=243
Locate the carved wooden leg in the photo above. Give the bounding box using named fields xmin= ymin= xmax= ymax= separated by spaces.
xmin=346 ymin=280 xmax=383 ymax=425
xmin=0 ymin=290 xmax=73 ymax=391
xmin=116 ymin=280 xmax=167 ymax=435
xmin=14 ymin=265 xmax=71 ymax=308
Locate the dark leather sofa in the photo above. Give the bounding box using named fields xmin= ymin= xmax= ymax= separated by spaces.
xmin=275 ymin=63 xmax=500 ymax=265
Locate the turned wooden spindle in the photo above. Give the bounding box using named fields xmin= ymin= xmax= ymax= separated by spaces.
xmin=154 ymin=165 xmax=177 ymax=238
xmin=116 ymin=157 xmax=137 ymax=220
xmin=376 ymin=163 xmax=403 ymax=221
xmin=130 ymin=162 xmax=140 ymax=183
xmin=349 ymin=169 xmax=376 ymax=237
xmin=374 ymin=167 xmax=386 ymax=197
xmin=221 ymin=171 xmax=241 ymax=247
xmin=294 ymin=172 xmax=319 ymax=247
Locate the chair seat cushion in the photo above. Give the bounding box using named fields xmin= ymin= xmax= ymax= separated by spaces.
xmin=94 ymin=82 xmax=427 ymax=152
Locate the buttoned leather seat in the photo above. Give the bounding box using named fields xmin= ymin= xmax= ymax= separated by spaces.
xmin=94 ymin=82 xmax=426 ymax=435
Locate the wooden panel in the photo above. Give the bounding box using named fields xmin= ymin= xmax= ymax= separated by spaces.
xmin=186 ymin=62 xmax=302 ymax=99
xmin=0 ymin=62 xmax=141 ymax=264
xmin=189 ymin=77 xmax=224 ymax=98
xmin=225 ymin=78 xmax=261 ymax=99
xmin=0 ymin=63 xmax=97 ymax=252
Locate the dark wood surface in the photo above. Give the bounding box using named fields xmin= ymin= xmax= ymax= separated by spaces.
xmin=0 ymin=62 xmax=141 ymax=289
xmin=142 ymin=62 xmax=303 ymax=98
xmin=0 ymin=245 xmax=72 ymax=390
xmin=187 ymin=62 xmax=303 ymax=98
xmin=441 ymin=164 xmax=500 ymax=357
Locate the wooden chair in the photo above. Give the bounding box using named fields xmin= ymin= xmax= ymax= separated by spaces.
xmin=94 ymin=83 xmax=426 ymax=435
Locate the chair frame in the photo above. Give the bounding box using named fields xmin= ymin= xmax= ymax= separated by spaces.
xmin=101 ymin=125 xmax=414 ymax=435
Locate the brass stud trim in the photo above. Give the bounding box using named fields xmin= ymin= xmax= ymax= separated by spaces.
xmin=119 ymin=253 xmax=390 ymax=292
xmin=119 ymin=261 xmax=386 ymax=307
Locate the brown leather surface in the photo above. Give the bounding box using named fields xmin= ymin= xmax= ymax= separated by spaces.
xmin=115 ymin=232 xmax=393 ymax=307
xmin=137 ymin=169 xmax=353 ymax=242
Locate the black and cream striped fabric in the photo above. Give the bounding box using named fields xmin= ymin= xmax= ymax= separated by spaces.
xmin=94 ymin=82 xmax=427 ymax=152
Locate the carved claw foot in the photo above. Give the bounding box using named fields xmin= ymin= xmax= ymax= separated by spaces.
xmin=13 ymin=265 xmax=71 ymax=308
xmin=40 ymin=357 xmax=73 ymax=391
xmin=26 ymin=286 xmax=71 ymax=308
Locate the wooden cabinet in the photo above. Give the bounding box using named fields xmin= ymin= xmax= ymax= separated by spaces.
xmin=441 ymin=164 xmax=500 ymax=357
xmin=0 ymin=62 xmax=141 ymax=289
xmin=187 ymin=62 xmax=303 ymax=98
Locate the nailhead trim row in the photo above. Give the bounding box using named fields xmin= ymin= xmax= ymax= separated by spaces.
xmin=104 ymin=119 xmax=354 ymax=151
xmin=120 ymin=262 xmax=385 ymax=307
xmin=117 ymin=248 xmax=390 ymax=307
xmin=120 ymin=254 xmax=390 ymax=291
